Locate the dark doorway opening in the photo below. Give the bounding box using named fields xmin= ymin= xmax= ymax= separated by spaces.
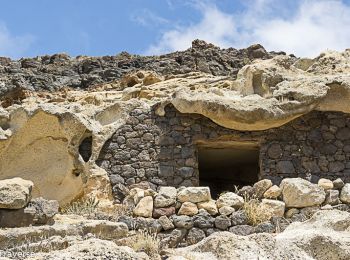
xmin=198 ymin=143 xmax=260 ymax=198
xmin=79 ymin=136 xmax=93 ymax=162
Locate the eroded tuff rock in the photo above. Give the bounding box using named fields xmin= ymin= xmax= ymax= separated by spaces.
xmin=1 ymin=40 xmax=350 ymax=205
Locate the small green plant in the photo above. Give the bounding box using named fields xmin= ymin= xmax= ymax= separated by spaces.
xmin=243 ymin=197 xmax=272 ymax=226
xmin=129 ymin=229 xmax=160 ymax=257
xmin=61 ymin=197 xmax=99 ymax=215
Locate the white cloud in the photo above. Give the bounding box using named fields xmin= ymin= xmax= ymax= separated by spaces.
xmin=131 ymin=9 xmax=169 ymax=28
xmin=0 ymin=23 xmax=35 ymax=59
xmin=146 ymin=0 xmax=350 ymax=58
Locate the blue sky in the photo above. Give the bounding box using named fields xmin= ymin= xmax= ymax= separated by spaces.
xmin=0 ymin=0 xmax=350 ymax=58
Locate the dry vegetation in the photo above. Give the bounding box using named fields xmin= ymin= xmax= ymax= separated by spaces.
xmin=60 ymin=197 xmax=99 ymax=215
xmin=243 ymin=198 xmax=273 ymax=226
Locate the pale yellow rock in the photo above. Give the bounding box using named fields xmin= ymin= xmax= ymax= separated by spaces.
xmin=285 ymin=208 xmax=300 ymax=218
xmin=261 ymin=199 xmax=285 ymax=218
xmin=218 ymin=206 xmax=235 ymax=216
xmin=216 ymin=192 xmax=244 ymax=209
xmin=178 ymin=202 xmax=199 ymax=216
xmin=197 ymin=200 xmax=218 ymax=215
xmin=133 ymin=196 xmax=153 ymax=218
xmin=263 ymin=185 xmax=282 ymax=199
xmin=318 ymin=178 xmax=334 ymax=190
xmin=0 ymin=177 xmax=33 ymax=209
xmin=129 ymin=188 xmax=145 ymax=205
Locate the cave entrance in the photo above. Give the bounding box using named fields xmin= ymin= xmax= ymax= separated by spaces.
xmin=198 ymin=142 xmax=260 ymax=198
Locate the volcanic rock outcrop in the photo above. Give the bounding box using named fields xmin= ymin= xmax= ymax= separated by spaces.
xmin=1 ymin=40 xmax=350 ymax=205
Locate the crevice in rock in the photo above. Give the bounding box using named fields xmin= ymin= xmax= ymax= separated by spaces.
xmin=79 ymin=134 xmax=93 ymax=162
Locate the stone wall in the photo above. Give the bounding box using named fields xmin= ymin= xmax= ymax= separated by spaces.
xmin=97 ymin=104 xmax=350 ymax=201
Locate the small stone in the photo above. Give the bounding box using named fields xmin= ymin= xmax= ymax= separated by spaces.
xmin=276 ymin=161 xmax=295 ymax=174
xmin=193 ymin=210 xmax=215 ymax=228
xmin=340 ymin=183 xmax=350 ymax=203
xmin=214 ymin=215 xmax=231 ymax=230
xmin=216 ymin=192 xmax=244 ymax=209
xmin=154 ymin=186 xmax=177 ymax=208
xmin=177 ymin=187 xmax=211 ymax=203
xmin=178 ymin=202 xmax=198 ymax=216
xmin=230 ymin=210 xmax=248 ymax=226
xmin=300 ymin=206 xmax=319 ymax=218
xmin=325 ymin=190 xmax=340 ymax=205
xmin=285 ymin=208 xmax=299 ymax=218
xmin=129 ymin=188 xmax=145 ymax=205
xmin=197 ymin=200 xmax=218 ymax=215
xmin=253 ymin=179 xmax=273 ymax=199
xmin=186 ymin=228 xmax=206 ymax=245
xmin=0 ymin=178 xmax=33 ymax=209
xmin=229 ymin=225 xmax=254 ymax=236
xmin=263 ymin=185 xmax=282 ymax=199
xmin=267 ymin=144 xmax=282 ymax=159
xmin=158 ymin=216 xmax=174 ymax=231
xmin=172 ymin=215 xmax=194 ymax=229
xmin=333 ymin=178 xmax=345 ymax=190
xmin=153 ymin=207 xmax=176 ymax=218
xmin=318 ymin=178 xmax=334 ymax=190
xmin=133 ymin=196 xmax=153 ymax=218
xmin=219 ymin=206 xmax=235 ymax=216
xmin=261 ymin=199 xmax=285 ymax=217
xmin=254 ymin=222 xmax=275 ymax=233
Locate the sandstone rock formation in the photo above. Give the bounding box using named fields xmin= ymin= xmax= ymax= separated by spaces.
xmin=1 ymin=40 xmax=350 ymax=207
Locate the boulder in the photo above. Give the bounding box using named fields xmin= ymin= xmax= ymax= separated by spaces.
xmin=340 ymin=183 xmax=350 ymax=204
xmin=154 ymin=186 xmax=177 ymax=208
xmin=333 ymin=178 xmax=345 ymax=190
xmin=263 ymin=185 xmax=282 ymax=199
xmin=219 ymin=206 xmax=235 ymax=216
xmin=0 ymin=178 xmax=33 ymax=209
xmin=193 ymin=210 xmax=215 ymax=228
xmin=215 ymin=215 xmax=231 ymax=230
xmin=133 ymin=196 xmax=153 ymax=218
xmin=178 ymin=202 xmax=198 ymax=216
xmin=285 ymin=208 xmax=299 ymax=218
xmin=230 ymin=210 xmax=249 ymax=226
xmin=261 ymin=199 xmax=285 ymax=217
xmin=318 ymin=178 xmax=334 ymax=190
xmin=253 ymin=179 xmax=273 ymax=198
xmin=197 ymin=200 xmax=218 ymax=215
xmin=177 ymin=187 xmax=211 ymax=203
xmin=159 ymin=215 xmax=175 ymax=231
xmin=172 ymin=215 xmax=194 ymax=229
xmin=216 ymin=192 xmax=244 ymax=209
xmin=325 ymin=190 xmax=340 ymax=205
xmin=254 ymin=222 xmax=275 ymax=233
xmin=280 ymin=178 xmax=326 ymax=208
xmin=229 ymin=225 xmax=255 ymax=236
xmin=153 ymin=206 xmax=175 ymax=218
xmin=186 ymin=228 xmax=206 ymax=245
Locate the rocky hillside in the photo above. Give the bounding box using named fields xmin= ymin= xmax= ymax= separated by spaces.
xmin=0 ymin=40 xmax=274 ymax=100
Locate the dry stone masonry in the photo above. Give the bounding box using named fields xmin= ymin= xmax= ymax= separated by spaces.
xmin=97 ymin=105 xmax=350 ymax=202
xmin=117 ymin=177 xmax=350 ymax=247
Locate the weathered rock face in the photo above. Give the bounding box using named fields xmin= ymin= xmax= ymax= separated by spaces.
xmin=2 ymin=40 xmax=350 ymax=206
xmin=0 ymin=178 xmax=33 ymax=209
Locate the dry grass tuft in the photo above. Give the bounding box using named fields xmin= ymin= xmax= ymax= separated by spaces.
xmin=243 ymin=197 xmax=273 ymax=226
xmin=61 ymin=197 xmax=99 ymax=215
xmin=129 ymin=229 xmax=160 ymax=257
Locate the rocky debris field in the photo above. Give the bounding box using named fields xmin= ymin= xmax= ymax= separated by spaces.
xmin=0 ymin=176 xmax=350 ymax=259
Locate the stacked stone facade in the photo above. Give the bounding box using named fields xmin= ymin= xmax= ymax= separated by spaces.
xmin=97 ymin=104 xmax=350 ymax=197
